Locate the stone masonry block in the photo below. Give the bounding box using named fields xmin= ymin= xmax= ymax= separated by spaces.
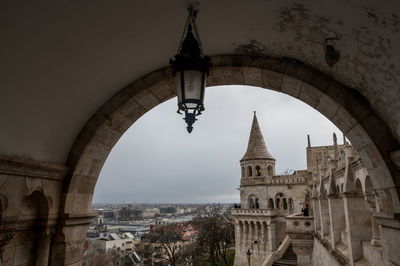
xmin=223 ymin=67 xmax=244 ymax=85
xmin=281 ymin=75 xmax=301 ymax=97
xmin=148 ymin=79 xmax=176 ymax=102
xmin=262 ymin=70 xmax=283 ymax=91
xmin=315 ymin=94 xmax=341 ymax=120
xmin=207 ymin=67 xmax=225 ymax=87
xmin=117 ymin=98 xmax=147 ymax=122
xmin=346 ymin=123 xmax=373 ymax=150
xmin=133 ymin=89 xmax=161 ymax=110
xmin=242 ymin=67 xmax=262 ymax=87
xmin=330 ymin=106 xmax=357 ymax=134
xmin=298 ymin=83 xmax=323 ymax=108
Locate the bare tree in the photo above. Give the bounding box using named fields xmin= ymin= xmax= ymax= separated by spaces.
xmin=192 ymin=206 xmax=235 ymax=266
xmin=138 ymin=224 xmax=185 ymax=266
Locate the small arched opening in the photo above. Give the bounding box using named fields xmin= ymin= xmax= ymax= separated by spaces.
xmin=283 ymin=198 xmax=288 ymax=210
xmin=247 ymin=166 xmax=253 ymax=177
xmin=255 ymin=165 xmax=261 ymax=176
xmin=268 ymin=198 xmax=274 ymax=209
xmin=355 ymin=179 xmax=363 ymax=194
xmin=267 ymin=165 xmax=273 ymax=176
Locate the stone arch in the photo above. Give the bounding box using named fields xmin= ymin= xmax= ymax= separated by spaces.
xmin=355 ymin=178 xmax=363 ymax=193
xmin=288 ymin=198 xmax=294 ymax=211
xmin=268 ymin=198 xmax=274 ymax=209
xmin=276 ymin=198 xmax=280 ymax=210
xmin=24 ymin=190 xmax=51 ymax=265
xmin=248 ymin=195 xmax=256 ymax=209
xmin=283 ymin=198 xmax=288 ymax=210
xmin=57 ymin=54 xmax=400 ymax=264
xmin=267 ymin=165 xmax=273 ymax=176
xmin=255 ymin=165 xmax=261 ymax=176
xmin=247 ymin=166 xmax=253 ymax=177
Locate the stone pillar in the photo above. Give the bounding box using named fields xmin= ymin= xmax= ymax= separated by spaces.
xmin=255 ymin=223 xmax=259 ymax=241
xmin=261 ymin=223 xmax=267 ymax=253
xmin=235 ymin=221 xmax=242 ymax=255
xmin=35 ymin=230 xmax=53 ymax=266
xmin=291 ymin=240 xmax=313 ymax=266
xmin=319 ymin=197 xmax=330 ymax=237
xmin=343 ymin=193 xmax=372 ymax=265
xmin=267 ymin=223 xmax=276 ymax=252
xmin=49 ymin=214 xmax=95 ymax=266
xmin=370 ymin=213 xmax=381 ymax=247
xmin=375 ymin=212 xmax=400 ymax=266
xmin=328 ymin=196 xmax=346 ymax=245
xmin=243 ymin=222 xmax=249 ymax=253
xmin=312 ymin=197 xmax=321 ymax=233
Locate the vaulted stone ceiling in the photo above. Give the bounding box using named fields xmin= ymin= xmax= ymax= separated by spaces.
xmin=1 ymin=0 xmax=399 ymax=163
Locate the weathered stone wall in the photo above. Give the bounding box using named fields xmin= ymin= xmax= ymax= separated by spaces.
xmin=0 ymin=156 xmax=67 ymax=266
xmin=311 ymin=238 xmax=342 ymax=266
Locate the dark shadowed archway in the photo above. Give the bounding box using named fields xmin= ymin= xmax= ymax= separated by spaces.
xmin=52 ymin=54 xmax=400 ymax=264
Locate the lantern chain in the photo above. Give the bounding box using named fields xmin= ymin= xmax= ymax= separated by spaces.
xmin=177 ymin=6 xmax=204 ymax=57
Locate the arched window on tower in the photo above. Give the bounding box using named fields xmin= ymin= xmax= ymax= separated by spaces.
xmin=255 ymin=165 xmax=261 ymax=176
xmin=283 ymin=198 xmax=288 ymax=210
xmin=247 ymin=166 xmax=253 ymax=177
xmin=241 ymin=167 xmax=245 ymax=177
xmin=268 ymin=198 xmax=274 ymax=209
xmin=249 ymin=198 xmax=255 ymax=209
xmin=356 ymin=178 xmax=363 ymax=194
xmin=255 ymin=198 xmax=259 ymax=209
xmin=268 ymin=165 xmax=273 ymax=176
xmin=276 ymin=198 xmax=280 ymax=209
xmin=288 ymin=198 xmax=294 ymax=213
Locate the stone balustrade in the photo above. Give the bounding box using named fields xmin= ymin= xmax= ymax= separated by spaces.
xmin=285 ymin=213 xmax=314 ymax=234
xmin=231 ymin=208 xmax=277 ymax=217
xmin=241 ymin=176 xmax=307 ymax=186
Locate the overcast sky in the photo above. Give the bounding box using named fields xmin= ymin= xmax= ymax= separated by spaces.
xmin=93 ymin=85 xmax=342 ymax=204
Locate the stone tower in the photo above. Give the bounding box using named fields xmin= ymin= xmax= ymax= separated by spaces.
xmin=240 ymin=112 xmax=276 ymax=209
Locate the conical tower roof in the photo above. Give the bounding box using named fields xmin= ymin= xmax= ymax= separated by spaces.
xmin=241 ymin=112 xmax=275 ymax=161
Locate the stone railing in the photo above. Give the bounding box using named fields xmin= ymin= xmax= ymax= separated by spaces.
xmin=261 ymin=235 xmax=291 ymax=266
xmin=285 ymin=213 xmax=314 ymax=234
xmin=241 ymin=176 xmax=307 ymax=186
xmin=231 ymin=208 xmax=277 ymax=217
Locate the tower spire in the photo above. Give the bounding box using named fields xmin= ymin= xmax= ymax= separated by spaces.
xmin=307 ymin=134 xmax=311 ymax=148
xmin=241 ymin=112 xmax=275 ymax=161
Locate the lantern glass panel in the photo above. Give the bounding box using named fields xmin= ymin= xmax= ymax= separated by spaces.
xmin=183 ymin=70 xmax=203 ymax=108
xmin=176 ymin=71 xmax=183 ymax=104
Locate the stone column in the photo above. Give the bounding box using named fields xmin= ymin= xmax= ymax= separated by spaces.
xmin=261 ymin=223 xmax=267 ymax=253
xmin=255 ymin=223 xmax=259 ymax=241
xmin=370 ymin=213 xmax=381 ymax=247
xmin=235 ymin=221 xmax=242 ymax=255
xmin=343 ymin=193 xmax=372 ymax=265
xmin=375 ymin=212 xmax=400 ymax=266
xmin=328 ymin=195 xmax=346 ymax=245
xmin=312 ymin=197 xmax=321 ymax=233
xmin=35 ymin=230 xmax=53 ymax=266
xmin=49 ymin=214 xmax=95 ymax=266
xmin=243 ymin=222 xmax=249 ymax=253
xmin=319 ymin=197 xmax=330 ymax=237
xmin=267 ymin=223 xmax=276 ymax=252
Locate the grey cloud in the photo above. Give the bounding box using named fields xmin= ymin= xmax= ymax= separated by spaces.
xmin=94 ymin=86 xmax=341 ymax=203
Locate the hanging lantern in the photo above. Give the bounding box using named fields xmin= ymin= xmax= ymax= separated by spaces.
xmin=170 ymin=6 xmax=212 ymax=133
